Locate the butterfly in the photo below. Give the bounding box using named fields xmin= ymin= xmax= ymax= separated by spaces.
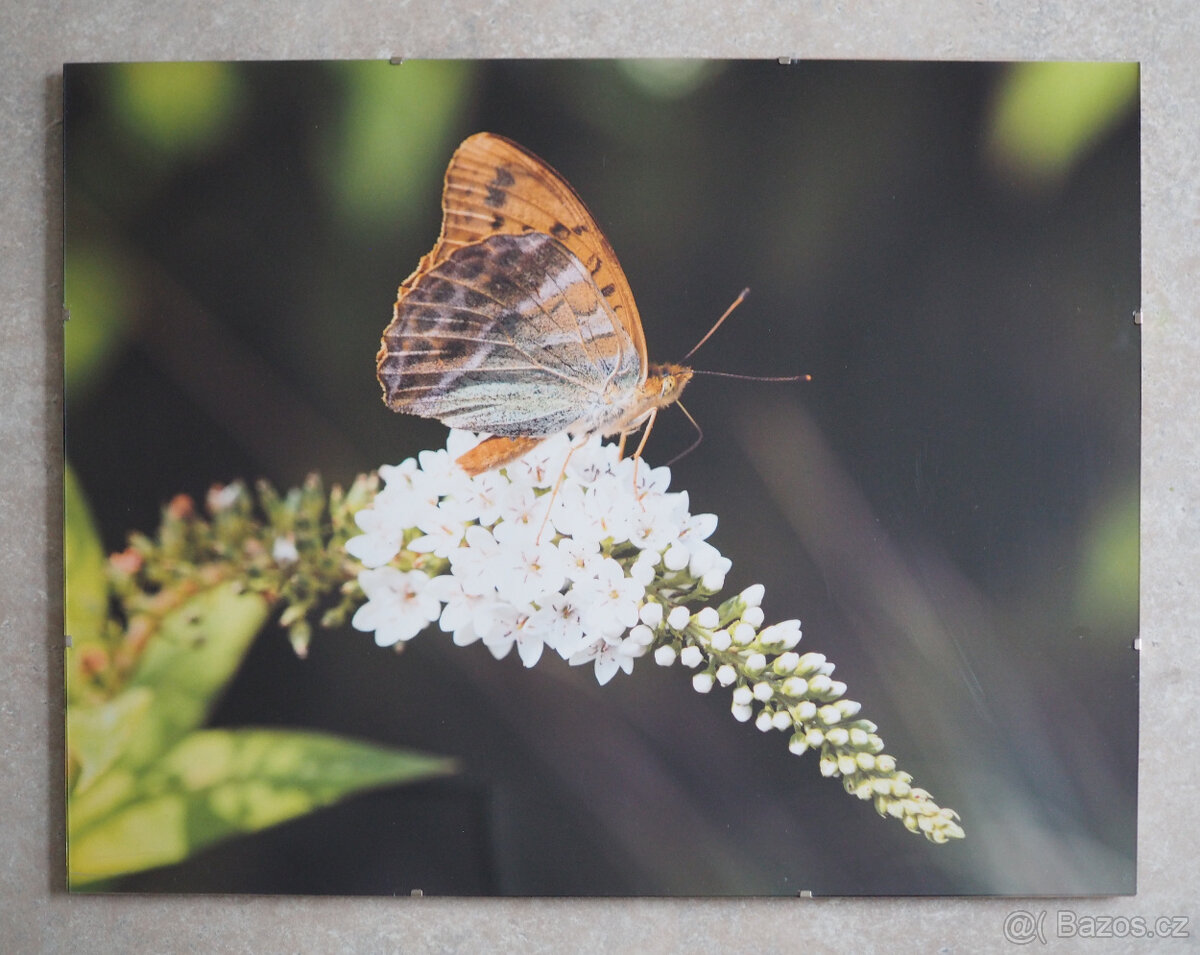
xmin=376 ymin=132 xmax=693 ymax=476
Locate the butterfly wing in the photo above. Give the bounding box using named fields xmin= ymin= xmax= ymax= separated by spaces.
xmin=378 ymin=231 xmax=642 ymax=437
xmin=405 ymin=131 xmax=647 ymax=368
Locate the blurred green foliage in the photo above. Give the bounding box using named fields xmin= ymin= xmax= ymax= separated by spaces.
xmin=66 ymin=474 xmax=454 ymax=888
xmin=987 ymin=61 xmax=1138 ymax=187
xmin=110 ymin=61 xmax=244 ymax=157
xmin=1075 ymin=483 xmax=1140 ymax=631
xmin=321 ymin=60 xmax=474 ymax=231
xmin=62 ymin=243 xmax=134 ymax=401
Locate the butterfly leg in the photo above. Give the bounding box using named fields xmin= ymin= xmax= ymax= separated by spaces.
xmin=535 ymin=440 xmax=583 ymax=545
xmin=627 ymin=409 xmax=659 ymax=510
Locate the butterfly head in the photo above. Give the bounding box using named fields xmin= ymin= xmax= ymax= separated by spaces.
xmin=644 ymin=362 xmax=693 ymax=410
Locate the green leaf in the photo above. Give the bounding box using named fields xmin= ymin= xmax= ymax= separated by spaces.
xmin=64 ymin=466 xmax=108 ymax=647
xmin=69 ymin=728 xmax=454 ymax=885
xmin=68 ymin=687 xmax=155 ymax=797
xmin=986 ymin=62 xmax=1138 ymax=188
xmin=120 ymin=582 xmax=271 ymax=769
xmin=64 ymin=466 xmax=111 ymax=702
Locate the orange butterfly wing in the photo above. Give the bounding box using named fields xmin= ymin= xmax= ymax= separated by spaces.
xmin=409 ymin=132 xmax=647 ymax=366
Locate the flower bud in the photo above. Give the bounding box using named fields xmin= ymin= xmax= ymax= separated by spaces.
xmin=663 ymin=543 xmax=690 ymax=571
xmin=639 ymin=601 xmax=664 ymax=628
xmin=773 ymin=651 xmax=800 ymax=674
xmin=740 ymin=584 xmax=765 ymax=607
xmin=715 ymin=664 xmax=737 ymax=686
xmin=653 ymin=645 xmax=677 ymax=666
xmin=667 ymin=605 xmax=691 ymax=630
xmin=680 ymin=645 xmax=703 ymax=668
xmin=741 ymin=606 xmax=765 ymax=627
xmin=692 ymin=672 xmax=714 ymax=693
xmin=710 ymin=629 xmax=732 ymax=651
xmin=752 ymin=681 xmax=773 ymax=701
xmin=817 ymin=704 xmax=841 ymax=725
xmin=695 ymin=606 xmax=720 ymax=629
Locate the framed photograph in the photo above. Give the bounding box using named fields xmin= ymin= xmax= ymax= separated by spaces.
xmin=63 ymin=58 xmax=1139 ymax=895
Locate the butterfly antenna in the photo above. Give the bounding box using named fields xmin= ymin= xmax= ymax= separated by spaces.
xmin=666 ymin=401 xmax=704 ymax=466
xmin=680 ymin=288 xmax=750 ymax=363
xmin=692 ymin=370 xmax=811 ymax=382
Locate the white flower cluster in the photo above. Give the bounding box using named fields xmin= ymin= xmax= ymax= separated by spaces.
xmin=347 ymin=431 xmax=729 ymax=685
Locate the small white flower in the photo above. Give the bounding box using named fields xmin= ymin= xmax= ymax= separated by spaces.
xmin=345 ymin=487 xmax=419 ymax=568
xmin=731 ymin=702 xmax=753 ymax=722
xmin=575 ymin=558 xmax=644 ymax=640
xmin=527 ymin=591 xmax=588 ymax=657
xmin=507 ymin=433 xmax=572 ymax=489
xmin=451 ymin=467 xmax=506 ymax=527
xmin=352 ymin=567 xmax=441 ymax=647
xmin=409 ymin=500 xmax=470 ymax=558
xmin=692 ymin=672 xmax=714 ymax=693
xmin=732 ymin=685 xmax=754 ymax=706
xmin=272 ymin=535 xmax=299 ymax=565
xmin=752 ymin=681 xmax=773 ymax=701
xmin=557 ymin=535 xmax=604 ymax=583
xmin=695 ymin=606 xmax=720 ymax=629
xmin=448 ymin=525 xmax=503 ymax=597
xmin=715 ymin=664 xmax=738 ymax=686
xmin=569 ymin=635 xmax=637 ymax=685
xmin=709 ymin=629 xmax=732 ymax=652
xmin=503 ymin=532 xmax=569 ymax=605
xmin=755 ymin=710 xmax=774 ymax=732
xmin=481 ymin=603 xmax=544 ymax=667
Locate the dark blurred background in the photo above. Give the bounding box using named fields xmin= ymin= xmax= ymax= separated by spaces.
xmin=63 ymin=59 xmax=1139 ymax=895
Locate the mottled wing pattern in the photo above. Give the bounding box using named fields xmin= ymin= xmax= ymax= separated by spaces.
xmin=412 ymin=131 xmax=647 ymax=365
xmin=378 ymin=231 xmax=642 ymax=437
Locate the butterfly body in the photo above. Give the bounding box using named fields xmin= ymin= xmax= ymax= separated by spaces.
xmin=377 ymin=132 xmax=691 ymax=474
